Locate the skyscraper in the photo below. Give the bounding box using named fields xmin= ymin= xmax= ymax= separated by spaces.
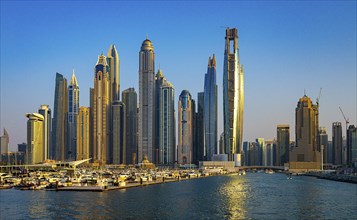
xmin=93 ymin=54 xmax=110 ymax=164
xmin=76 ymin=107 xmax=90 ymax=161
xmin=68 ymin=70 xmax=79 ymax=161
xmin=38 ymin=105 xmax=51 ymax=161
xmin=112 ymin=101 xmax=126 ymax=164
xmin=89 ymin=88 xmax=94 ymax=162
xmin=178 ymin=90 xmax=195 ymax=165
xmin=0 ymin=129 xmax=9 ymax=163
xmin=256 ymin=138 xmax=265 ymax=166
xmin=52 ymin=72 xmax=68 ymax=161
xmin=159 ymin=80 xmax=175 ymax=165
xmin=332 ymin=122 xmax=343 ymax=165
xmin=138 ymin=38 xmax=155 ymax=163
xmin=318 ymin=127 xmax=329 ymax=164
xmin=347 ymin=125 xmax=357 ymax=167
xmin=155 ymin=69 xmax=166 ymax=164
xmin=223 ymin=28 xmax=244 ymax=162
xmin=290 ymin=95 xmax=320 ymax=170
xmin=107 ymin=44 xmax=120 ymax=101
xmin=195 ymin=92 xmax=205 ymax=163
xmin=26 ymin=113 xmax=44 ymax=164
xmin=276 ymin=125 xmax=290 ymax=166
xmin=204 ymin=55 xmax=218 ymax=160
xmin=122 ymin=88 xmax=137 ymax=164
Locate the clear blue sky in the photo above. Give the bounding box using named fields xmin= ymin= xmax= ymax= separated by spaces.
xmin=1 ymin=1 xmax=356 ymax=151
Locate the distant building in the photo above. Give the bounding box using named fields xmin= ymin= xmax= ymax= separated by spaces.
xmin=38 ymin=105 xmax=51 ymax=161
xmin=0 ymin=129 xmax=9 ymax=162
xmin=178 ymin=90 xmax=195 ymax=164
xmin=89 ymin=88 xmax=94 ymax=162
xmin=68 ymin=70 xmax=79 ymax=161
xmin=138 ymin=38 xmax=155 ymax=163
xmin=1 ymin=152 xmax=25 ymax=165
xmin=265 ymin=140 xmax=276 ymax=166
xmin=276 ymin=125 xmax=289 ymax=166
xmin=242 ymin=141 xmax=249 ymax=166
xmin=290 ymin=95 xmax=321 ymax=171
xmin=122 ymin=88 xmax=137 ymax=164
xmin=155 ymin=69 xmax=166 ymax=164
xmin=52 ymin=72 xmax=68 ymax=161
xmin=347 ymin=125 xmax=357 ymax=167
xmin=107 ymin=44 xmax=120 ymax=102
xmin=318 ymin=127 xmax=329 ymax=164
xmin=204 ymin=55 xmax=218 ymax=161
xmin=194 ymin=92 xmax=205 ymax=164
xmin=18 ymin=143 xmax=27 ymax=153
xmin=159 ymin=80 xmax=175 ymax=165
xmin=76 ymin=107 xmax=90 ymax=161
xmin=26 ymin=113 xmax=44 ymax=164
xmin=256 ymin=138 xmax=265 ymax=166
xmin=332 ymin=122 xmax=343 ymax=165
xmin=93 ymin=54 xmax=110 ymax=164
xmin=112 ymin=101 xmax=126 ymax=164
xmin=223 ymin=28 xmax=244 ymax=162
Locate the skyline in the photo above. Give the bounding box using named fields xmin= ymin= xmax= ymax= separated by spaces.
xmin=1 ymin=1 xmax=356 ymax=151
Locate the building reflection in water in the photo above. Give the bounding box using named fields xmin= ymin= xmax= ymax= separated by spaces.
xmin=219 ymin=176 xmax=249 ymax=219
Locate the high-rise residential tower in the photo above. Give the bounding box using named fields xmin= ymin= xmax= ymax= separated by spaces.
xmin=159 ymin=80 xmax=175 ymax=165
xmin=68 ymin=70 xmax=79 ymax=161
xmin=76 ymin=107 xmax=90 ymax=160
xmin=122 ymin=88 xmax=137 ymax=164
xmin=195 ymin=92 xmax=205 ymax=163
xmin=276 ymin=125 xmax=290 ymax=166
xmin=93 ymin=54 xmax=110 ymax=164
xmin=0 ymin=129 xmax=9 ymax=163
xmin=26 ymin=113 xmax=44 ymax=164
xmin=332 ymin=122 xmax=343 ymax=165
xmin=138 ymin=38 xmax=155 ymax=163
xmin=52 ymin=73 xmax=68 ymax=161
xmin=290 ymin=95 xmax=320 ymax=169
xmin=112 ymin=101 xmax=126 ymax=164
xmin=155 ymin=69 xmax=166 ymax=164
xmin=178 ymin=90 xmax=195 ymax=165
xmin=38 ymin=105 xmax=51 ymax=161
xmin=347 ymin=125 xmax=357 ymax=167
xmin=107 ymin=44 xmax=120 ymax=102
xmin=223 ymin=28 xmax=244 ymax=162
xmin=204 ymin=55 xmax=218 ymax=160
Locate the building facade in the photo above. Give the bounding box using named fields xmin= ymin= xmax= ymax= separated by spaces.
xmin=223 ymin=28 xmax=244 ymax=161
xmin=178 ymin=90 xmax=195 ymax=164
xmin=112 ymin=101 xmax=126 ymax=164
xmin=76 ymin=107 xmax=90 ymax=161
xmin=204 ymin=55 xmax=218 ymax=161
xmin=68 ymin=70 xmax=79 ymax=161
xmin=332 ymin=122 xmax=343 ymax=165
xmin=159 ymin=80 xmax=175 ymax=165
xmin=107 ymin=44 xmax=120 ymax=102
xmin=290 ymin=95 xmax=320 ymax=170
xmin=276 ymin=125 xmax=290 ymax=166
xmin=0 ymin=129 xmax=9 ymax=163
xmin=347 ymin=125 xmax=357 ymax=167
xmin=38 ymin=105 xmax=51 ymax=161
xmin=122 ymin=88 xmax=137 ymax=164
xmin=138 ymin=38 xmax=155 ymax=163
xmin=52 ymin=72 xmax=68 ymax=161
xmin=195 ymin=92 xmax=205 ymax=163
xmin=26 ymin=113 xmax=44 ymax=164
xmin=318 ymin=127 xmax=329 ymax=164
xmin=93 ymin=54 xmax=110 ymax=164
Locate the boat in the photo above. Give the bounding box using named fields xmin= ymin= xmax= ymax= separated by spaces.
xmin=265 ymin=169 xmax=275 ymax=174
xmin=238 ymin=170 xmax=246 ymax=175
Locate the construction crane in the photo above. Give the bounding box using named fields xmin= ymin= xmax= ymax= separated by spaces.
xmin=316 ymin=88 xmax=322 ymax=107
xmin=339 ymin=106 xmax=350 ymax=132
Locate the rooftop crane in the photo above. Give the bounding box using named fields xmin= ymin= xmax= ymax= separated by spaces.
xmin=316 ymin=88 xmax=322 ymax=107
xmin=339 ymin=106 xmax=350 ymax=132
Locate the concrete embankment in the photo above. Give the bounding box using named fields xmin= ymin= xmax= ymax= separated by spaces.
xmin=303 ymin=173 xmax=357 ymax=184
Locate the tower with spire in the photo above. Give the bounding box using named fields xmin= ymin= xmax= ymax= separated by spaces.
xmin=68 ymin=69 xmax=79 ymax=161
xmin=107 ymin=44 xmax=120 ymax=102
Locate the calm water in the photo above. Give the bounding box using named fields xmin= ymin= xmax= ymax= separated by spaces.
xmin=1 ymin=173 xmax=356 ymax=219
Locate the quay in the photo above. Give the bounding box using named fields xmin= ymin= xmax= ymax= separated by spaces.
xmin=303 ymin=172 xmax=357 ymax=184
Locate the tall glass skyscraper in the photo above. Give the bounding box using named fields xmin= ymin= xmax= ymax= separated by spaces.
xmin=159 ymin=80 xmax=175 ymax=165
xmin=332 ymin=122 xmax=343 ymax=165
xmin=178 ymin=90 xmax=195 ymax=165
xmin=204 ymin=55 xmax=217 ymax=160
xmin=52 ymin=73 xmax=68 ymax=161
xmin=107 ymin=44 xmax=120 ymax=102
xmin=93 ymin=54 xmax=110 ymax=164
xmin=68 ymin=70 xmax=79 ymax=161
xmin=112 ymin=101 xmax=126 ymax=164
xmin=195 ymin=92 xmax=204 ymax=163
xmin=38 ymin=105 xmax=51 ymax=161
xmin=223 ymin=28 xmax=244 ymax=161
xmin=276 ymin=124 xmax=290 ymax=166
xmin=122 ymin=88 xmax=137 ymax=164
xmin=138 ymin=38 xmax=155 ymax=163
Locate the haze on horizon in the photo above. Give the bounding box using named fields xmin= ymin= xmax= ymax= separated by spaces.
xmin=1 ymin=1 xmax=356 ymax=151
